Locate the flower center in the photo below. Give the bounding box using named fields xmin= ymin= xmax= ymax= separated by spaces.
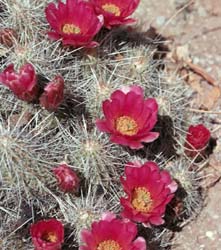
xmin=115 ymin=116 xmax=138 ymax=136
xmin=132 ymin=187 xmax=153 ymax=213
xmin=42 ymin=232 xmax=57 ymax=243
xmin=62 ymin=24 xmax=81 ymax=34
xmin=102 ymin=3 xmax=121 ymax=16
xmin=97 ymin=240 xmax=121 ymax=250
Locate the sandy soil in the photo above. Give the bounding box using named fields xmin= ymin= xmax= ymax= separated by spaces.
xmin=135 ymin=0 xmax=221 ymax=249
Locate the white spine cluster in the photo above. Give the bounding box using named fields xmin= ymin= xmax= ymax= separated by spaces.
xmin=59 ymin=118 xmax=129 ymax=187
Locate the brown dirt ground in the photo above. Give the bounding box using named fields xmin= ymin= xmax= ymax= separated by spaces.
xmin=135 ymin=0 xmax=221 ymax=249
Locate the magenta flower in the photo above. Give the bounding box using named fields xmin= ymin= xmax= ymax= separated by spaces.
xmin=120 ymin=161 xmax=177 ymax=226
xmin=80 ymin=212 xmax=146 ymax=250
xmin=0 ymin=63 xmax=38 ymax=102
xmin=30 ymin=219 xmax=64 ymax=250
xmin=91 ymin=0 xmax=140 ymax=28
xmin=45 ymin=0 xmax=103 ymax=47
xmin=40 ymin=75 xmax=64 ymax=111
xmin=96 ymin=85 xmax=159 ymax=149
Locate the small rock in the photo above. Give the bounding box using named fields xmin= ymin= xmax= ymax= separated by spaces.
xmin=205 ymin=231 xmax=215 ymax=240
xmin=156 ymin=16 xmax=166 ymax=26
xmin=193 ymin=57 xmax=200 ymax=64
xmin=198 ymin=7 xmax=207 ymax=17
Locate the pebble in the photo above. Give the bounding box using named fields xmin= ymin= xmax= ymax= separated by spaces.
xmin=198 ymin=7 xmax=207 ymax=17
xmin=156 ymin=16 xmax=166 ymax=26
xmin=205 ymin=231 xmax=215 ymax=240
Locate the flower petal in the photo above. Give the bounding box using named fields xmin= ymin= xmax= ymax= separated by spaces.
xmin=132 ymin=237 xmax=146 ymax=250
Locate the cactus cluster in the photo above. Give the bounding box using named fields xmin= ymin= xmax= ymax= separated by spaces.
xmin=0 ymin=1 xmax=214 ymax=250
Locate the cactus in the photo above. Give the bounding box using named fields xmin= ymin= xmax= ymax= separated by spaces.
xmin=59 ymin=118 xmax=129 ymax=187
xmin=0 ymin=0 xmax=213 ymax=249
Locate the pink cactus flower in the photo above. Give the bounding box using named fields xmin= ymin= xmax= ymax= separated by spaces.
xmin=80 ymin=212 xmax=146 ymax=250
xmin=96 ymin=85 xmax=159 ymax=149
xmin=30 ymin=219 xmax=64 ymax=250
xmin=45 ymin=0 xmax=103 ymax=47
xmin=91 ymin=0 xmax=140 ymax=28
xmin=120 ymin=161 xmax=177 ymax=226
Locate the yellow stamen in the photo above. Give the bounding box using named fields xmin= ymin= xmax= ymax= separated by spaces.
xmin=62 ymin=24 xmax=81 ymax=34
xmin=102 ymin=3 xmax=121 ymax=16
xmin=132 ymin=187 xmax=153 ymax=213
xmin=97 ymin=240 xmax=121 ymax=250
xmin=42 ymin=232 xmax=57 ymax=243
xmin=115 ymin=116 xmax=138 ymax=136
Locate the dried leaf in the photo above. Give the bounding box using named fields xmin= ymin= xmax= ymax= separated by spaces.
xmin=201 ymin=86 xmax=221 ymax=110
xmin=186 ymin=61 xmax=217 ymax=86
xmin=188 ymin=72 xmax=203 ymax=94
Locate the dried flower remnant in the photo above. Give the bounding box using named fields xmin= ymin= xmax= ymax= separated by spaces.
xmin=0 ymin=63 xmax=38 ymax=102
xmin=0 ymin=28 xmax=17 ymax=47
xmin=80 ymin=212 xmax=146 ymax=250
xmin=40 ymin=75 xmax=64 ymax=111
xmin=91 ymin=0 xmax=140 ymax=28
xmin=96 ymin=85 xmax=159 ymax=149
xmin=185 ymin=124 xmax=211 ymax=157
xmin=53 ymin=164 xmax=80 ymax=193
xmin=45 ymin=0 xmax=103 ymax=47
xmin=30 ymin=219 xmax=64 ymax=250
xmin=120 ymin=161 xmax=177 ymax=226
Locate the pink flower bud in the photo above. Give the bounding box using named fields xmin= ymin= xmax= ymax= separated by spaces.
xmin=53 ymin=164 xmax=80 ymax=193
xmin=40 ymin=75 xmax=64 ymax=111
xmin=185 ymin=124 xmax=211 ymax=157
xmin=0 ymin=63 xmax=38 ymax=102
